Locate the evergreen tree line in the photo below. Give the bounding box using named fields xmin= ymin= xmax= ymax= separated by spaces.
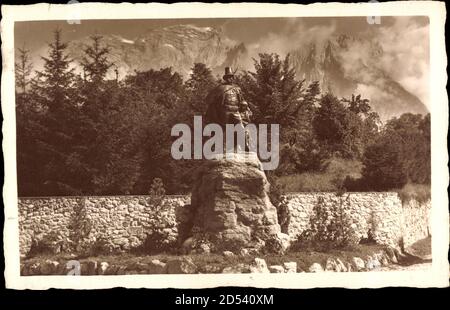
xmin=15 ymin=30 xmax=430 ymax=196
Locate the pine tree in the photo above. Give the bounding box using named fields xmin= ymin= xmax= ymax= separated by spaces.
xmin=81 ymin=35 xmax=113 ymax=84
xmin=238 ymin=53 xmax=317 ymax=135
xmin=32 ymin=29 xmax=81 ymax=195
xmin=15 ymin=46 xmax=42 ymax=196
xmin=78 ymin=36 xmax=113 ymax=123
xmin=36 ymin=29 xmax=76 ymax=113
xmin=313 ymin=93 xmax=380 ymax=160
xmin=15 ymin=46 xmax=33 ymax=94
xmin=237 ymin=53 xmax=321 ymax=173
xmin=76 ymin=35 xmax=140 ymax=194
xmin=185 ymin=63 xmax=217 ymax=114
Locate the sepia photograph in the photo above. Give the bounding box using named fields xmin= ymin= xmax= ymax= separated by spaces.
xmin=1 ymin=2 xmax=448 ymax=290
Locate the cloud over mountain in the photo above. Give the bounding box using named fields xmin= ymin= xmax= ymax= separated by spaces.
xmin=32 ymin=18 xmax=428 ymax=121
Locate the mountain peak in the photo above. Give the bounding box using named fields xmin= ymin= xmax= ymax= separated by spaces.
xmin=65 ymin=28 xmax=426 ymax=120
xmin=139 ymin=24 xmax=223 ymax=44
xmin=288 ymin=34 xmax=426 ymax=120
xmin=67 ymin=25 xmax=244 ymax=80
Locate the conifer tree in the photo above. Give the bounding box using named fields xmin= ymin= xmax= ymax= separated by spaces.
xmin=33 ymin=29 xmax=81 ymax=195
xmin=185 ymin=63 xmax=217 ymax=114
xmin=15 ymin=46 xmax=33 ymax=94
xmin=81 ymin=35 xmax=112 ymax=84
xmin=36 ymin=29 xmax=76 ymax=113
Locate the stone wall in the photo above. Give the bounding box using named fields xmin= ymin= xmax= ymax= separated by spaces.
xmin=18 ymin=192 xmax=430 ymax=257
xmin=19 ymin=196 xmax=190 ymax=257
xmin=400 ymin=199 xmax=431 ymax=248
xmin=282 ymin=192 xmax=431 ymax=248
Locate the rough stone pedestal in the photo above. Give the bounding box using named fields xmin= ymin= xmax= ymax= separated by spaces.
xmin=189 ymin=152 xmax=289 ymax=253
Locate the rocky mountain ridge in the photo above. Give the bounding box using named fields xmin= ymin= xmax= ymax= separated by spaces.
xmin=66 ymin=24 xmax=428 ymax=120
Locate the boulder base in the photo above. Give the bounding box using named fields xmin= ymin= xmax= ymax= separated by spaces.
xmin=189 ymin=152 xmax=288 ymax=253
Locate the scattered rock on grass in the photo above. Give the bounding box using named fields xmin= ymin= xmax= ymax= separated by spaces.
xmin=352 ymin=257 xmax=366 ymax=271
xmin=325 ymin=258 xmax=338 ymax=272
xmin=22 ymin=262 xmax=41 ymax=276
xmin=98 ymin=262 xmax=109 ymax=275
xmin=269 ymin=265 xmax=285 ymax=273
xmin=308 ymin=263 xmax=324 ymax=273
xmin=283 ymin=262 xmax=297 ymax=273
xmin=222 ymin=264 xmax=250 ymax=274
xmin=104 ymin=265 xmax=119 ymax=275
xmin=240 ymin=248 xmax=250 ymax=256
xmin=200 ymin=265 xmax=223 ymax=274
xmin=41 ymin=260 xmax=59 ymax=275
xmin=250 ymin=258 xmax=270 ymax=273
xmin=223 ymin=251 xmax=235 ymax=258
xmin=116 ymin=266 xmax=127 ymax=275
xmin=365 ymin=256 xmax=381 ymax=270
xmin=346 ymin=262 xmax=353 ymax=272
xmin=148 ymin=259 xmax=167 ymax=274
xmin=325 ymin=258 xmax=347 ymax=272
xmin=197 ymin=243 xmax=211 ymax=254
xmin=336 ymin=258 xmax=347 ymax=272
xmin=166 ymin=257 xmax=197 ymax=274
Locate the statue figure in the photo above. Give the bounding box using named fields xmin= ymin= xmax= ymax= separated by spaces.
xmin=205 ymin=67 xmax=252 ymax=152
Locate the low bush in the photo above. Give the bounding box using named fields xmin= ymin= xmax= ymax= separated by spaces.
xmin=27 ymin=231 xmax=72 ymax=257
xmin=137 ymin=230 xmax=178 ymax=255
xmin=396 ymin=183 xmax=431 ymax=204
xmin=292 ymin=195 xmax=360 ymax=251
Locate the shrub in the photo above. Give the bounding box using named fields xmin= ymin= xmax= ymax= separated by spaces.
xmin=277 ymin=142 xmax=327 ymax=175
xmin=343 ymin=175 xmax=367 ymax=191
xmin=148 ymin=177 xmax=166 ymax=206
xmin=27 ymin=231 xmax=72 ymax=257
xmin=67 ymin=201 xmax=93 ymax=254
xmin=187 ymin=230 xmax=215 ymax=254
xmin=397 ymin=183 xmax=431 ymax=204
xmin=293 ymin=195 xmax=360 ymax=251
xmin=360 ymin=135 xmax=407 ymax=190
xmin=84 ymin=236 xmax=116 ymax=256
xmin=138 ymin=230 xmax=178 ymax=255
xmin=149 ymin=177 xmax=165 ymax=196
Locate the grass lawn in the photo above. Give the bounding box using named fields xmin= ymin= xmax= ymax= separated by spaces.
xmin=277 ymin=158 xmax=362 ymax=192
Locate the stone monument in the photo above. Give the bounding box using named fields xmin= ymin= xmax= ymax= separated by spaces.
xmin=185 ymin=68 xmax=289 ymax=254
xmin=189 ymin=153 xmax=289 ymax=253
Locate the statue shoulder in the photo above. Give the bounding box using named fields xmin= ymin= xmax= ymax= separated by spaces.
xmin=208 ymin=84 xmax=234 ymax=97
xmin=218 ymin=83 xmax=234 ymax=91
xmin=206 ymin=84 xmax=243 ymax=105
xmin=220 ymin=83 xmax=242 ymax=94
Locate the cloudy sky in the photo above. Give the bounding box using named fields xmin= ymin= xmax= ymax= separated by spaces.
xmin=15 ymin=16 xmax=429 ymax=108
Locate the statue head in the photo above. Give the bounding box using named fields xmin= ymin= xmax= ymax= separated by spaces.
xmin=223 ymin=67 xmax=234 ymax=83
